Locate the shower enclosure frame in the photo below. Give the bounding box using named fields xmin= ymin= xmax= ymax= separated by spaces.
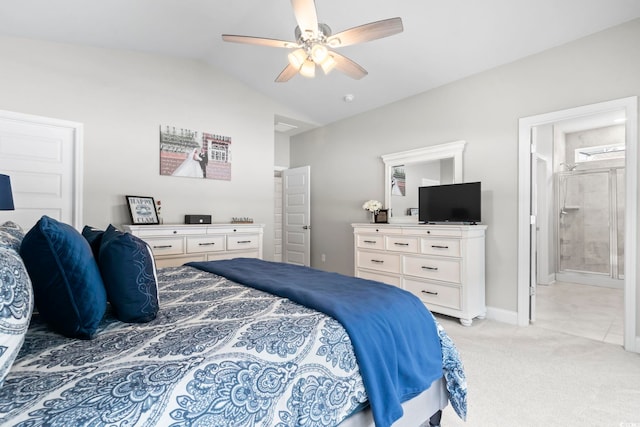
xmin=555 ymin=166 xmax=624 ymax=287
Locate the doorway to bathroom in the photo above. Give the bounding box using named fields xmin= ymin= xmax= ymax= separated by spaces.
xmin=536 ymin=115 xmax=626 ymax=344
xmin=517 ymin=96 xmax=638 ymax=352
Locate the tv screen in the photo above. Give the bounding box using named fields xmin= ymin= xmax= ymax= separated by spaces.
xmin=419 ymin=182 xmax=481 ymax=224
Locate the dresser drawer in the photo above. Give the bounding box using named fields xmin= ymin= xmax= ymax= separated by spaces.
xmin=132 ymin=227 xmax=202 ymax=237
xmin=144 ymin=237 xmax=184 ymax=256
xmin=412 ymin=227 xmax=462 ymax=238
xmin=385 ymin=236 xmax=418 ymax=253
xmin=227 ymin=234 xmax=260 ymax=251
xmin=186 ymin=235 xmax=225 ymax=253
xmin=421 ymin=238 xmax=460 ymax=257
xmin=404 ymin=278 xmax=461 ymax=310
xmin=356 ymin=269 xmax=401 ymax=287
xmin=356 ymin=250 xmax=401 ymax=274
xmin=403 ymin=255 xmax=461 ymax=284
xmin=353 ymin=227 xmax=398 ymax=235
xmin=356 ymin=234 xmax=385 ymax=250
xmin=155 ymin=254 xmax=205 ymax=268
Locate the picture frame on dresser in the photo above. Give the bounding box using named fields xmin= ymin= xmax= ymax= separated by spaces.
xmin=125 ymin=195 xmax=159 ymax=225
xmin=374 ymin=209 xmax=389 ymax=223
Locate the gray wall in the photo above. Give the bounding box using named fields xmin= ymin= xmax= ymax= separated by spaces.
xmin=290 ymin=19 xmax=640 ymax=320
xmin=0 ymin=36 xmax=305 ymax=262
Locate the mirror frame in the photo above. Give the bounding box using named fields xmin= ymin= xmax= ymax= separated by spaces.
xmin=381 ymin=140 xmax=466 ymax=223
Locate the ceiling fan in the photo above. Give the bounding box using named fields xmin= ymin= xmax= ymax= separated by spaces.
xmin=222 ymin=0 xmax=403 ymax=82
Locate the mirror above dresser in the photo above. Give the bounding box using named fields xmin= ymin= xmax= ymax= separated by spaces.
xmin=381 ymin=141 xmax=466 ymax=223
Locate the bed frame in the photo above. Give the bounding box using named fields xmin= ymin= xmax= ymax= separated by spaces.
xmin=338 ymin=377 xmax=447 ymax=427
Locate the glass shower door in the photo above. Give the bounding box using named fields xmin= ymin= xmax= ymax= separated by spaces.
xmin=558 ymin=171 xmax=611 ymax=275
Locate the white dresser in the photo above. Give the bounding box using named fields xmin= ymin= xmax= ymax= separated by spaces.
xmin=124 ymin=224 xmax=264 ymax=268
xmin=352 ymin=223 xmax=487 ymax=326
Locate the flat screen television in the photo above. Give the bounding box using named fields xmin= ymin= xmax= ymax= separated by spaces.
xmin=419 ymin=182 xmax=481 ymax=224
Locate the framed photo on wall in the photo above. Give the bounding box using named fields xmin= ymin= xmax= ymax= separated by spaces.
xmin=126 ymin=195 xmax=159 ymax=225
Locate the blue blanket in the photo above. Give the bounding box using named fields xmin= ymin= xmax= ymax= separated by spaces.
xmin=187 ymin=258 xmax=443 ymax=427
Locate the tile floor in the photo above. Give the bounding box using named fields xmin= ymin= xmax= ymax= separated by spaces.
xmin=534 ymin=281 xmax=624 ymax=345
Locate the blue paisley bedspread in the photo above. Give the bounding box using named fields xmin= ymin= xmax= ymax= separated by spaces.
xmin=188 ymin=258 xmax=446 ymax=427
xmin=0 ymin=264 xmax=466 ymax=426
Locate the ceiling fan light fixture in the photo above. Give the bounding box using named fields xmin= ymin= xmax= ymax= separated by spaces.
xmin=320 ymin=54 xmax=336 ymax=74
xmin=310 ymin=44 xmax=328 ymax=63
xmin=300 ymin=59 xmax=316 ymax=78
xmin=288 ymin=48 xmax=307 ymax=69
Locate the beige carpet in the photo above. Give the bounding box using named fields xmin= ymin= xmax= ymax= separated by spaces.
xmin=435 ymin=315 xmax=640 ymax=427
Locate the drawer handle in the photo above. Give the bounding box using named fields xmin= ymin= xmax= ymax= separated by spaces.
xmin=153 ymin=245 xmax=173 ymax=249
xmin=422 ymin=290 xmax=439 ymax=296
xmin=198 ymin=242 xmax=216 ymax=246
xmin=421 ymin=266 xmax=439 ymax=271
xmin=394 ymin=242 xmax=409 ymax=246
xmin=363 ymin=240 xmax=377 ymax=244
xmin=237 ymin=240 xmax=252 ymax=244
xmin=431 ymin=245 xmax=449 ymax=249
xmin=371 ymin=259 xmax=384 ymax=264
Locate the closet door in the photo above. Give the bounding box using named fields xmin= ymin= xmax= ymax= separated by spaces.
xmin=0 ymin=110 xmax=82 ymax=230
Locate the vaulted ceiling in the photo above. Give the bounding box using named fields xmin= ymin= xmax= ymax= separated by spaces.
xmin=2 ymin=0 xmax=640 ymax=131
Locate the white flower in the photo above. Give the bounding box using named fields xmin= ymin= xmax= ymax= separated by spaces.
xmin=362 ymin=200 xmax=383 ymax=213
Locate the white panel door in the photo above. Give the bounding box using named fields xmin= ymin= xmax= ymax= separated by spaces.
xmin=0 ymin=110 xmax=82 ymax=231
xmin=283 ymin=166 xmax=310 ymax=266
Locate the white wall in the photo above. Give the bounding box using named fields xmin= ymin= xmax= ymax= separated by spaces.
xmin=274 ymin=132 xmax=290 ymax=168
xmin=0 ymin=36 xmax=302 ymax=262
xmin=290 ymin=19 xmax=640 ymax=324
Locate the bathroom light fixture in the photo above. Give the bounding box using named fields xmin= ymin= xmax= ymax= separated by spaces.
xmin=0 ymin=174 xmax=15 ymax=210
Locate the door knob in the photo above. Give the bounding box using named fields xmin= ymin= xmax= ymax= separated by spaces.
xmin=303 ymin=225 xmax=311 ymax=230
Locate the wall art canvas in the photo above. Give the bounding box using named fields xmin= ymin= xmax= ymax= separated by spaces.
xmin=159 ymin=125 xmax=232 ymax=180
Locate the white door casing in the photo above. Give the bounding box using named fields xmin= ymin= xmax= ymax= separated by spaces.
xmin=283 ymin=166 xmax=310 ymax=266
xmin=0 ymin=110 xmax=83 ymax=230
xmin=529 ymin=129 xmax=538 ymax=323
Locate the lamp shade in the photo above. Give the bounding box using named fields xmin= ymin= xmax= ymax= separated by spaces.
xmin=0 ymin=174 xmax=15 ymax=210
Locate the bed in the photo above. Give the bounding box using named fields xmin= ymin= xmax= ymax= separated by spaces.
xmin=0 ymin=219 xmax=466 ymax=427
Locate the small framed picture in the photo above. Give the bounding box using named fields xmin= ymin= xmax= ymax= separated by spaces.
xmin=408 ymin=208 xmax=419 ymax=216
xmin=374 ymin=209 xmax=389 ymax=224
xmin=126 ymin=195 xmax=159 ymax=225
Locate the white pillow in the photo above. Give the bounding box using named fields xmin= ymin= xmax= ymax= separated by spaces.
xmin=0 ymin=247 xmax=34 ymax=385
xmin=0 ymin=221 xmax=24 ymax=253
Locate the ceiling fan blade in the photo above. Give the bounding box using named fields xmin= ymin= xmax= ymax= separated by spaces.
xmin=291 ymin=0 xmax=318 ymax=38
xmin=331 ymin=52 xmax=368 ymax=80
xmin=328 ymin=17 xmax=403 ymax=47
xmin=275 ymin=63 xmax=299 ymax=83
xmin=222 ymin=34 xmax=298 ymax=49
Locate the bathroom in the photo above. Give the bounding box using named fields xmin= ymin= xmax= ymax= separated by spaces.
xmin=534 ymin=110 xmax=626 ymax=344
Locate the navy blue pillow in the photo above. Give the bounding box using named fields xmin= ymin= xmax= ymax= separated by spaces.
xmin=19 ymin=216 xmax=107 ymax=339
xmin=99 ymin=225 xmax=159 ymax=323
xmin=81 ymin=225 xmax=104 ymax=259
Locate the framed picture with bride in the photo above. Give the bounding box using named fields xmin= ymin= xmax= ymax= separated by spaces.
xmin=159 ymin=124 xmax=232 ymax=181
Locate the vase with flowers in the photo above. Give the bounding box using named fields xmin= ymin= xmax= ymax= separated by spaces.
xmin=362 ymin=199 xmax=383 ymax=223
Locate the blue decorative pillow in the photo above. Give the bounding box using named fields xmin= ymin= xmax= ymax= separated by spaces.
xmin=98 ymin=225 xmax=159 ymax=323
xmin=19 ymin=216 xmax=106 ymax=339
xmin=81 ymin=225 xmax=104 ymax=260
xmin=0 ymin=248 xmax=33 ymax=385
xmin=0 ymin=221 xmax=24 ymax=253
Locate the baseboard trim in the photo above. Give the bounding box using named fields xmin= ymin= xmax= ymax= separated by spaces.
xmin=485 ymin=306 xmax=518 ymax=325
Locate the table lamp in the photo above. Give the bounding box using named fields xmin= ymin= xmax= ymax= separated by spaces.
xmin=0 ymin=174 xmax=15 ymax=210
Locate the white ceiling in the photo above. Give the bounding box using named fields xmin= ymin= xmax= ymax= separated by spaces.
xmin=2 ymin=0 xmax=640 ymax=131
